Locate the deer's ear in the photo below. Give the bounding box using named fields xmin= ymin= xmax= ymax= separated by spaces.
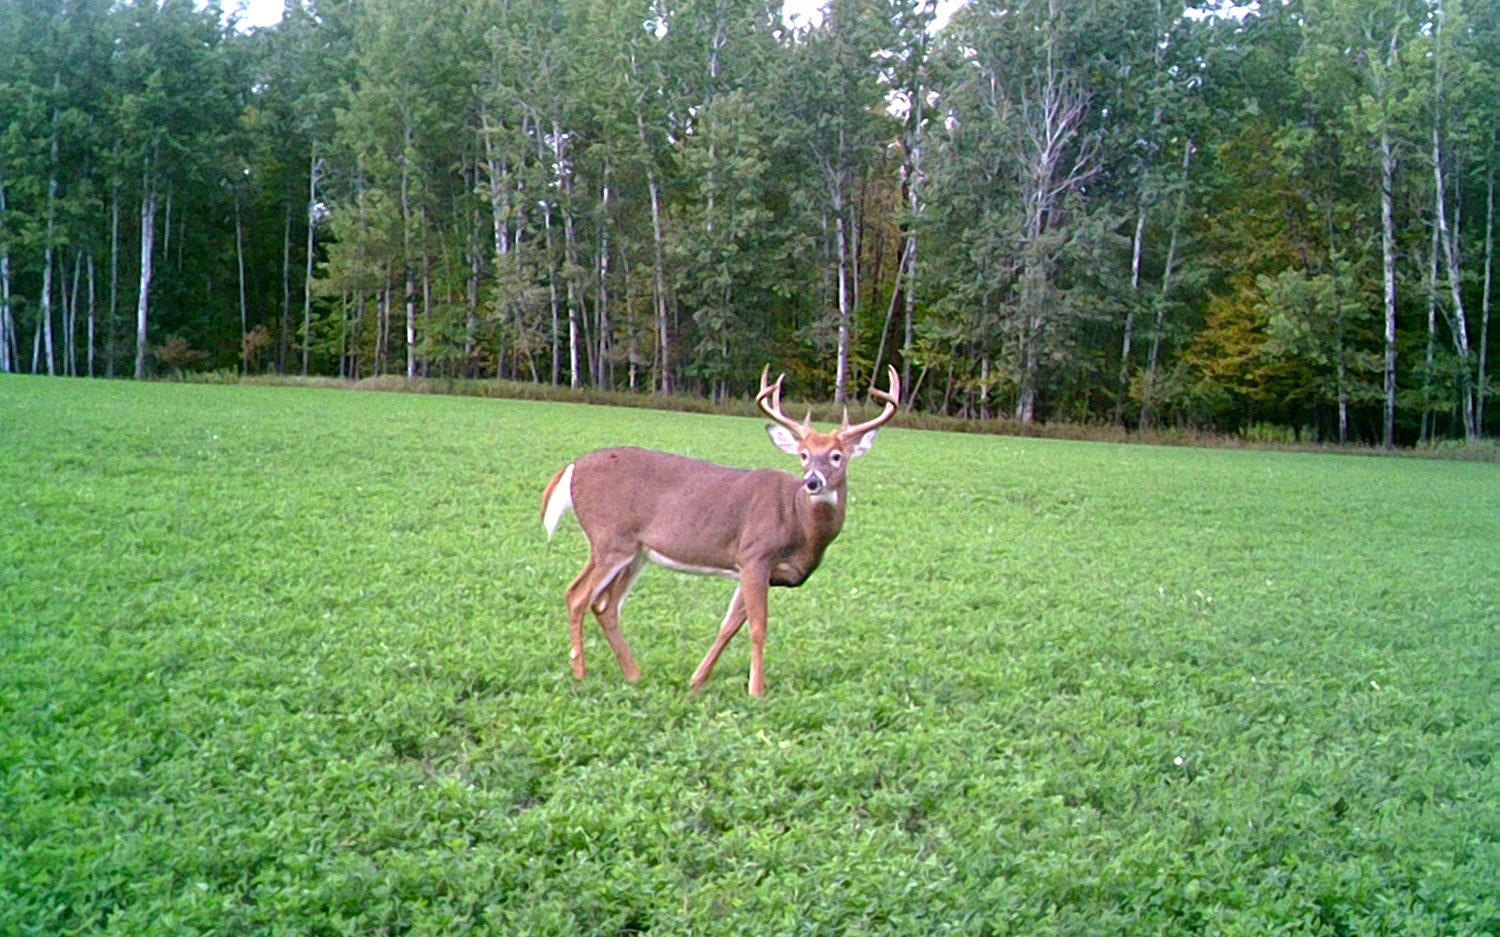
xmin=765 ymin=424 xmax=801 ymax=455
xmin=849 ymin=428 xmax=878 ymax=457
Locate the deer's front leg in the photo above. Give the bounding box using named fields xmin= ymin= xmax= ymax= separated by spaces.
xmin=690 ymin=584 xmax=747 ymax=689
xmin=740 ymin=564 xmax=772 ymax=697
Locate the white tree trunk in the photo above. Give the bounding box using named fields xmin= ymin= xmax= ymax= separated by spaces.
xmin=41 ymin=213 xmax=56 ymax=376
xmin=648 ymin=171 xmax=670 ymax=395
xmin=481 ymin=116 xmax=514 ymax=378
xmin=1118 ymin=200 xmax=1147 ymax=425
xmin=108 ymin=179 xmax=119 ymax=378
xmin=401 ymin=119 xmax=416 ymax=380
xmin=67 ymin=250 xmax=82 ymax=376
xmin=636 ymin=103 xmax=671 ymax=394
xmin=1422 ymin=218 xmax=1439 ymax=441
xmin=135 ymin=174 xmax=157 ymax=380
xmin=0 ymin=239 xmax=10 ymax=373
xmin=597 ymin=171 xmax=611 ymax=387
xmin=1433 ymin=126 xmax=1476 ymax=439
xmin=834 ymin=177 xmax=852 ymax=406
xmin=542 ymin=201 xmax=559 ymax=385
xmin=1430 ymin=0 xmax=1476 ymax=439
xmin=303 ymin=151 xmax=318 ymax=375
xmin=405 ymin=268 xmax=417 ymax=380
xmin=0 ymin=170 xmax=12 ymax=373
xmin=1381 ymin=128 xmax=1399 ymax=447
xmin=1479 ymin=133 xmax=1494 ymax=432
xmin=555 ymin=122 xmax=582 ymax=390
xmin=1141 ymin=141 xmax=1192 ymax=431
xmin=236 ymin=195 xmax=247 ymax=373
xmin=86 ymin=253 xmax=95 ymax=378
xmin=281 ymin=209 xmax=292 ymax=372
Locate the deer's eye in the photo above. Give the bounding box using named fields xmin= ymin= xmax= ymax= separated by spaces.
xmin=799 ymin=451 xmax=809 ymax=463
xmin=831 ymin=451 xmax=843 ymax=465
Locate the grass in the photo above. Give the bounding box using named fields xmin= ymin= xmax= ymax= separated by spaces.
xmin=2 ymin=373 xmax=1497 ymax=936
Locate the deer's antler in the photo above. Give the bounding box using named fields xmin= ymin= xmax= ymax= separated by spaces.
xmin=840 ymin=365 xmax=901 ymax=440
xmin=758 ymin=365 xmax=812 ymax=439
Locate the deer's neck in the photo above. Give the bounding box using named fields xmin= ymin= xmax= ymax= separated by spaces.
xmin=800 ymin=482 xmax=847 ymax=548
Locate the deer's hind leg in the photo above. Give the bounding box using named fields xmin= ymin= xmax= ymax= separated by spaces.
xmin=564 ymin=550 xmax=640 ymax=681
xmin=590 ymin=554 xmax=646 ymax=681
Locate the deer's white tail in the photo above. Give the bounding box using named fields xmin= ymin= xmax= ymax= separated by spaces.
xmin=541 ymin=463 xmax=576 ymax=539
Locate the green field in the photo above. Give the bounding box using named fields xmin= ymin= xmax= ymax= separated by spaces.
xmin=3 ymin=375 xmax=1497 ymax=935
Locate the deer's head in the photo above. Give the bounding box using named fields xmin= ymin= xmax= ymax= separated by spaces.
xmin=758 ymin=365 xmax=901 ymax=504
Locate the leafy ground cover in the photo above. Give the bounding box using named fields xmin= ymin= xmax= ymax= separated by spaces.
xmin=2 ymin=374 xmax=1497 ymax=935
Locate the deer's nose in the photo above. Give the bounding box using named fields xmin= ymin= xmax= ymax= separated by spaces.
xmin=803 ymin=471 xmax=826 ymax=494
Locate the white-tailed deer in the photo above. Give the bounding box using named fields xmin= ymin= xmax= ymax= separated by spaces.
xmin=540 ymin=365 xmax=900 ymax=696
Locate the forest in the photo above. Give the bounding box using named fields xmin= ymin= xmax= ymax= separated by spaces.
xmin=1 ymin=0 xmax=1495 ymax=445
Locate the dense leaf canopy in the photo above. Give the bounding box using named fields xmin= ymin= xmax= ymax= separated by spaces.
xmin=1 ymin=0 xmax=1495 ymax=442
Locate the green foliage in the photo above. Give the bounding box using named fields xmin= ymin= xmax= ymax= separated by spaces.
xmin=3 ymin=376 xmax=1497 ymax=934
xmin=2 ymin=0 xmax=1497 ymax=440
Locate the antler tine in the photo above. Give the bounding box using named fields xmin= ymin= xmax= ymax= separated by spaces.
xmin=757 ymin=364 xmax=809 ymax=437
xmin=840 ymin=365 xmax=902 ymax=440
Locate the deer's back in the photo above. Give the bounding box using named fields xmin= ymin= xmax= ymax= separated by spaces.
xmin=570 ymin=447 xmax=800 ymax=559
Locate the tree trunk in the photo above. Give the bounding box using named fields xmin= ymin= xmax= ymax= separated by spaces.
xmin=0 ymin=255 xmax=10 ymax=375
xmin=647 ymin=170 xmax=670 ymax=395
xmin=1381 ymin=127 xmax=1399 ymax=447
xmin=980 ymin=356 xmax=992 ymax=420
xmin=556 ymin=122 xmax=582 ymax=390
xmin=871 ymin=239 xmax=907 ymax=391
xmin=401 ymin=117 xmax=416 ymax=380
xmin=42 ymin=81 xmax=61 ymax=377
xmin=482 ymin=116 xmax=513 ymax=379
xmin=379 ymin=285 xmax=390 ymax=377
xmin=1422 ymin=217 xmax=1439 ymax=442
xmin=86 ymin=253 xmax=96 ymax=377
xmin=833 ymin=177 xmax=852 ymax=405
xmin=1433 ymin=125 xmax=1476 ymax=439
xmin=596 ymin=169 xmax=612 ymax=388
xmin=41 ymin=213 xmax=57 ymax=377
xmin=634 ymin=105 xmax=671 ymax=395
xmin=281 ymin=208 xmax=292 ymax=373
xmin=68 ymin=251 xmax=83 ymax=376
xmin=303 ymin=151 xmax=319 ymax=375
xmin=1337 ymin=314 xmax=1348 ymax=444
xmin=903 ymin=227 xmax=916 ymax=408
xmin=1015 ymin=262 xmax=1042 ymax=423
xmin=882 ymin=66 xmax=921 ymax=407
xmin=1141 ymin=140 xmax=1193 ymax=431
xmin=464 ymin=152 xmax=481 ymax=378
xmin=108 ymin=178 xmax=119 ymax=378
xmin=0 ymin=169 xmax=10 ymax=374
xmin=1430 ymin=0 xmax=1476 ymax=439
xmin=162 ymin=181 xmax=173 ymax=260
xmin=543 ymin=201 xmax=559 ymax=385
xmin=236 ymin=194 xmax=248 ymax=373
xmin=1118 ymin=199 xmax=1147 ymax=426
xmin=1479 ymin=132 xmax=1494 ymax=433
xmin=420 ymin=253 xmax=431 ymax=377
xmin=135 ymin=172 xmax=157 ymax=380
xmin=405 ymin=267 xmax=417 ymax=379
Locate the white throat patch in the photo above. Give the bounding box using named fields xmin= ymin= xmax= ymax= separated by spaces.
xmin=810 ymin=489 xmax=839 ymax=507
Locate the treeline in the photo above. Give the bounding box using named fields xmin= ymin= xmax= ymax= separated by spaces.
xmin=1 ymin=0 xmax=1495 ymax=444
